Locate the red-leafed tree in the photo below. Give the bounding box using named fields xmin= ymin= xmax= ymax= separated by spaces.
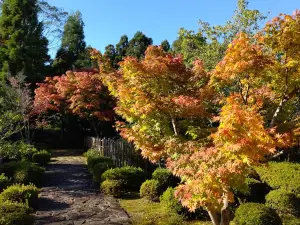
xmin=33 ymin=69 xmax=115 ymax=136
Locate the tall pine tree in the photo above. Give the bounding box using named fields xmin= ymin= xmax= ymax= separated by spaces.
xmin=53 ymin=11 xmax=86 ymax=72
xmin=0 ymin=0 xmax=49 ymax=83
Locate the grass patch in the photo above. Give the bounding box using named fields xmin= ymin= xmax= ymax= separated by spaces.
xmin=119 ymin=194 xmax=211 ymax=225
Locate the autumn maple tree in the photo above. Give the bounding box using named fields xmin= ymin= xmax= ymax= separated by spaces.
xmin=33 ymin=69 xmax=115 ymax=136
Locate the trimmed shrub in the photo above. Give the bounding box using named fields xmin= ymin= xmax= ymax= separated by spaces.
xmin=0 ymin=184 xmax=39 ymax=209
xmin=101 ymin=180 xmax=123 ymax=197
xmin=13 ymin=162 xmax=45 ymax=187
xmin=0 ymin=201 xmax=34 ymax=225
xmin=160 ymin=187 xmax=183 ymax=213
xmin=266 ymin=189 xmax=300 ymax=216
xmin=281 ymin=215 xmax=300 ymax=225
xmin=140 ymin=179 xmax=161 ymax=202
xmin=0 ymin=173 xmax=10 ymax=192
xmin=87 ymin=155 xmax=113 ymax=172
xmin=83 ymin=149 xmax=100 ymax=158
xmin=256 ymin=162 xmax=300 ymax=195
xmin=233 ymin=203 xmax=282 ymax=225
xmin=0 ymin=141 xmax=38 ymax=162
xmin=92 ymin=162 xmax=115 ymax=183
xmin=152 ymin=168 xmax=179 ymax=190
xmin=160 ymin=187 xmax=208 ymax=220
xmin=102 ymin=166 xmax=146 ymax=191
xmin=32 ymin=150 xmax=51 ymax=166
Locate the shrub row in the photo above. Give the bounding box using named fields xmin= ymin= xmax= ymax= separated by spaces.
xmin=0 ymin=161 xmax=45 ymax=187
xmin=0 ymin=201 xmax=34 ymax=225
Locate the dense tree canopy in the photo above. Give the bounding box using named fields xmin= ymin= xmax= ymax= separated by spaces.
xmin=0 ymin=0 xmax=49 ymax=82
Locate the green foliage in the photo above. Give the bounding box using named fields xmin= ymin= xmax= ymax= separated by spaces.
xmin=126 ymin=31 xmax=153 ymax=59
xmin=83 ymin=149 xmax=100 ymax=158
xmin=0 ymin=184 xmax=39 ymax=209
xmin=92 ymin=162 xmax=114 ymax=183
xmin=160 ymin=187 xmax=208 ymax=220
xmin=0 ymin=141 xmax=38 ymax=162
xmin=140 ymin=179 xmax=161 ymax=202
xmin=32 ymin=150 xmax=51 ymax=167
xmin=0 ymin=201 xmax=34 ymax=225
xmin=87 ymin=155 xmax=113 ymax=172
xmin=0 ymin=161 xmax=45 ymax=186
xmin=281 ymin=215 xmax=300 ymax=225
xmin=233 ymin=203 xmax=282 ymax=225
xmin=100 ymin=180 xmax=123 ymax=197
xmin=115 ymin=35 xmax=129 ymax=62
xmin=255 ymin=162 xmax=300 ymax=195
xmin=0 ymin=0 xmax=49 ymax=82
xmin=161 ymin=40 xmax=171 ymax=52
xmin=53 ymin=10 xmax=86 ymax=72
xmin=120 ymin=197 xmax=188 ymax=225
xmin=0 ymin=173 xmax=9 ymax=192
xmin=160 ymin=187 xmax=183 ymax=214
xmin=266 ymin=189 xmax=300 ymax=216
xmin=152 ymin=168 xmax=179 ymax=190
xmin=101 ymin=166 xmax=146 ymax=191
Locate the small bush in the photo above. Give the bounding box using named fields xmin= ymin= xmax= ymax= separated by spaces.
xmin=160 ymin=187 xmax=208 ymax=220
xmin=256 ymin=162 xmax=300 ymax=195
xmin=152 ymin=168 xmax=179 ymax=190
xmin=0 ymin=184 xmax=39 ymax=209
xmin=266 ymin=189 xmax=300 ymax=216
xmin=281 ymin=215 xmax=300 ymax=225
xmin=101 ymin=166 xmax=146 ymax=191
xmin=233 ymin=203 xmax=282 ymax=225
xmin=0 ymin=201 xmax=34 ymax=225
xmin=0 ymin=173 xmax=10 ymax=192
xmin=32 ymin=150 xmax=51 ymax=166
xmin=160 ymin=187 xmax=183 ymax=213
xmin=0 ymin=141 xmax=38 ymax=162
xmin=13 ymin=162 xmax=45 ymax=187
xmin=101 ymin=180 xmax=123 ymax=197
xmin=140 ymin=179 xmax=161 ymax=202
xmin=87 ymin=155 xmax=113 ymax=172
xmin=92 ymin=162 xmax=114 ymax=183
xmin=83 ymin=149 xmax=100 ymax=158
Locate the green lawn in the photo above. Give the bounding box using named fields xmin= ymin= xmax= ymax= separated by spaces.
xmin=119 ymin=195 xmax=212 ymax=225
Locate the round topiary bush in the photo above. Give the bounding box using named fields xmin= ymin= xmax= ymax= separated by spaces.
xmin=87 ymin=156 xmax=113 ymax=172
xmin=0 ymin=201 xmax=34 ymax=225
xmin=160 ymin=187 xmax=183 ymax=213
xmin=140 ymin=179 xmax=161 ymax=202
xmin=0 ymin=173 xmax=10 ymax=192
xmin=266 ymin=189 xmax=300 ymax=216
xmin=152 ymin=168 xmax=179 ymax=190
xmin=13 ymin=162 xmax=45 ymax=187
xmin=92 ymin=162 xmax=114 ymax=183
xmin=100 ymin=180 xmax=123 ymax=197
xmin=233 ymin=203 xmax=282 ymax=225
xmin=101 ymin=166 xmax=146 ymax=191
xmin=0 ymin=184 xmax=39 ymax=209
xmin=32 ymin=150 xmax=51 ymax=167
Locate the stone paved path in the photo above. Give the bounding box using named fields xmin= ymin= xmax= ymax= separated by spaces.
xmin=35 ymin=149 xmax=130 ymax=225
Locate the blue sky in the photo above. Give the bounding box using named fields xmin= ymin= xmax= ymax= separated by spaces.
xmin=47 ymin=0 xmax=300 ymax=55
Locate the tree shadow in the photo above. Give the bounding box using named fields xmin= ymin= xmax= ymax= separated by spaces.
xmin=36 ymin=197 xmax=70 ymax=211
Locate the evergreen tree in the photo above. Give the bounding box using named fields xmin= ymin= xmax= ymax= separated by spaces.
xmin=161 ymin=40 xmax=171 ymax=52
xmin=116 ymin=35 xmax=128 ymax=61
xmin=0 ymin=0 xmax=49 ymax=82
xmin=126 ymin=31 xmax=153 ymax=59
xmin=104 ymin=44 xmax=117 ymax=68
xmin=53 ymin=11 xmax=86 ymax=72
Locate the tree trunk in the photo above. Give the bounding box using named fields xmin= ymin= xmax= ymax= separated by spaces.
xmin=171 ymin=116 xmax=178 ymax=136
xmin=208 ymin=210 xmax=220 ymax=225
xmin=220 ymin=193 xmax=230 ymax=225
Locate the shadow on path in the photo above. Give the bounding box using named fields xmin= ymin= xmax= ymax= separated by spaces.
xmin=34 ymin=149 xmax=130 ymax=225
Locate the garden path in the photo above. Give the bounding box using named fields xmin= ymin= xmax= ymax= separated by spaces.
xmin=34 ymin=149 xmax=130 ymax=225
